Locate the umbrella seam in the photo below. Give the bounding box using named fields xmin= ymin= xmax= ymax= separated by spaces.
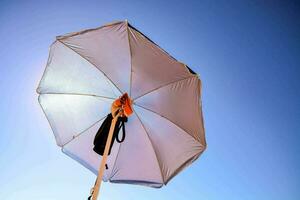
xmin=128 ymin=23 xmax=186 ymax=68
xmin=127 ymin=22 xmax=198 ymax=99
xmin=35 ymin=40 xmax=118 ymax=99
xmin=126 ymin=21 xmax=133 ymax=97
xmin=128 ymin=23 xmax=197 ymax=77
xmin=134 ymin=103 xmax=202 ymax=144
xmin=56 ymin=40 xmax=124 ymax=95
xmin=37 ymin=92 xmax=116 ymax=100
xmin=133 ymin=110 xmax=165 ymax=184
xmin=61 ymin=115 xmax=108 ymax=147
xmin=108 ymin=135 xmax=124 ymax=180
xmin=133 ymin=75 xmax=196 ymax=101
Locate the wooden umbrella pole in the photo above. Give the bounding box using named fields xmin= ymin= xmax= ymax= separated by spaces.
xmin=92 ymin=112 xmax=121 ymax=200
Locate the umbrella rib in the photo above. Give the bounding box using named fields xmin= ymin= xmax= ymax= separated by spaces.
xmin=57 ymin=40 xmax=123 ymax=95
xmin=108 ymin=138 xmax=124 ymax=180
xmin=126 ymin=21 xmax=133 ymax=97
xmin=134 ymin=103 xmax=200 ymax=143
xmin=61 ymin=115 xmax=108 ymax=147
xmin=38 ymin=95 xmax=109 ymax=147
xmin=38 ymin=92 xmax=116 ymax=100
xmin=133 ymin=75 xmax=196 ymax=101
xmin=133 ymin=109 xmax=165 ymax=184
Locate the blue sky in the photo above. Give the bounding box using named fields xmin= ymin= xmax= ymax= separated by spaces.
xmin=0 ymin=0 xmax=299 ymax=199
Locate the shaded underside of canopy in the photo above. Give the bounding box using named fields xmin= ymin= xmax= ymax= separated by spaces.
xmin=37 ymin=21 xmax=206 ymax=187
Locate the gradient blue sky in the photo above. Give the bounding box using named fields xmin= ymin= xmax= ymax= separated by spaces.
xmin=0 ymin=0 xmax=299 ymax=199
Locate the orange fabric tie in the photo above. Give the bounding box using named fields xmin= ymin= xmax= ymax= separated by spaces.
xmin=111 ymin=93 xmax=133 ymax=117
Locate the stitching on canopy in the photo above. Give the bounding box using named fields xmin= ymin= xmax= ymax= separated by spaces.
xmin=61 ymin=115 xmax=108 ymax=147
xmin=108 ymin=138 xmax=123 ymax=180
xmin=37 ymin=92 xmax=116 ymax=100
xmin=108 ymin=117 xmax=127 ymax=180
xmin=126 ymin=21 xmax=133 ymax=97
xmin=109 ymin=110 xmax=165 ymax=183
xmin=133 ymin=103 xmax=201 ymax=144
xmin=57 ymin=40 xmax=123 ymax=95
xmin=133 ymin=110 xmax=165 ymax=184
xmin=38 ymin=93 xmax=112 ymax=147
xmin=133 ymin=75 xmax=196 ymax=101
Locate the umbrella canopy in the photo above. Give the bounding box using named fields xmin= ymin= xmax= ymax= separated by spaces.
xmin=37 ymin=21 xmax=206 ymax=188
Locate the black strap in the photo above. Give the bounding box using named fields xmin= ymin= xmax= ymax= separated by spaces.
xmin=116 ymin=120 xmax=126 ymax=143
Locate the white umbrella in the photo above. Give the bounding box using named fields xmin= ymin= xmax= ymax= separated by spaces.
xmin=37 ymin=20 xmax=206 ymax=199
